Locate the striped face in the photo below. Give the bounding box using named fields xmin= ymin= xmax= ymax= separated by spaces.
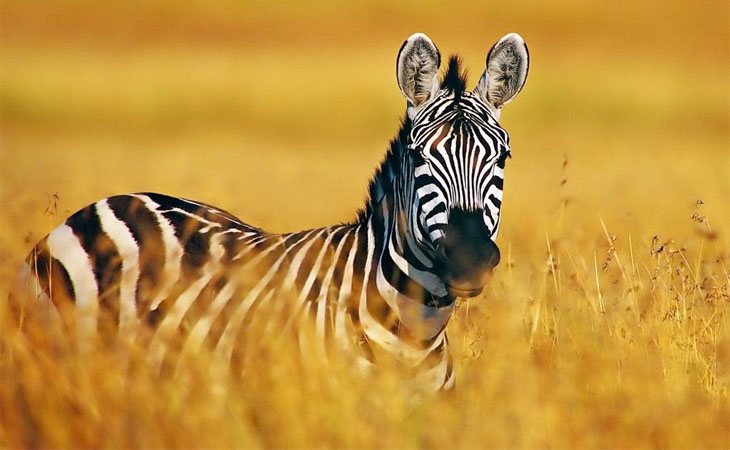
xmin=404 ymin=90 xmax=507 ymax=297
xmin=408 ymin=90 xmax=509 ymax=245
xmin=396 ymin=33 xmax=528 ymax=297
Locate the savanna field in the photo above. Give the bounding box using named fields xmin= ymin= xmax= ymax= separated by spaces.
xmin=1 ymin=1 xmax=729 ymax=448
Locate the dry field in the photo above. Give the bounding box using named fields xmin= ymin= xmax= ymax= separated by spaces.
xmin=1 ymin=1 xmax=729 ymax=448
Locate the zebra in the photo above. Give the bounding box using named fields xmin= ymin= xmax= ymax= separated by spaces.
xmin=15 ymin=32 xmax=529 ymax=392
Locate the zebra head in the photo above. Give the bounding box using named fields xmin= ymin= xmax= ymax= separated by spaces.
xmin=395 ymin=33 xmax=529 ymax=298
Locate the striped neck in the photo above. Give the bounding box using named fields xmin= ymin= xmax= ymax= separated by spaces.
xmin=356 ymin=186 xmax=454 ymax=346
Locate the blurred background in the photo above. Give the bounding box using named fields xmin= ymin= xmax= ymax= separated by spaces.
xmin=1 ymin=1 xmax=729 ymax=448
xmin=1 ymin=0 xmax=727 ymax=244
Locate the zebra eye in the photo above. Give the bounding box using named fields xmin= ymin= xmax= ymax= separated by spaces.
xmin=408 ymin=144 xmax=426 ymax=156
xmin=495 ymin=147 xmax=511 ymax=166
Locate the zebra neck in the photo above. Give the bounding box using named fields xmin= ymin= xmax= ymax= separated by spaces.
xmin=365 ymin=195 xmax=454 ymax=343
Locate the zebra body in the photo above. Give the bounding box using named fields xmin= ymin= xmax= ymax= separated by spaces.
xmin=18 ymin=33 xmax=529 ymax=392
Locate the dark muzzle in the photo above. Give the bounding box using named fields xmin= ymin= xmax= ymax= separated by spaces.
xmin=434 ymin=209 xmax=500 ymax=297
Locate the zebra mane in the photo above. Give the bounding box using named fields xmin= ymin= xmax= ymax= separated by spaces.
xmin=354 ymin=56 xmax=468 ymax=224
xmin=354 ymin=115 xmax=410 ymax=224
xmin=441 ymin=55 xmax=467 ymax=98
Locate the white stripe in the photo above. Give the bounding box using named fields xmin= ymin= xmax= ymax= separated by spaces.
xmin=283 ymin=230 xmax=335 ymax=332
xmin=429 ymin=229 xmax=445 ymax=242
xmin=414 ymin=164 xmax=432 ymax=178
xmin=415 ymin=341 xmax=450 ymax=393
xmin=180 ymin=280 xmax=237 ymax=357
xmin=175 ymin=198 xmax=249 ymax=228
xmin=163 ymin=207 xmax=222 ymax=234
xmin=214 ymin=254 xmax=286 ymax=365
xmin=334 ymin=227 xmax=359 ymax=349
xmin=443 ymin=350 xmax=456 ymax=390
xmin=95 ymin=199 xmax=140 ymax=334
xmin=360 ymin=217 xmax=448 ymax=362
xmin=425 ymin=211 xmax=448 ymax=228
xmin=494 ymin=165 xmax=505 ymax=178
xmin=47 ymin=224 xmax=99 ymax=343
xmin=149 ymin=228 xmax=227 ymax=372
xmin=282 ymin=229 xmax=326 ymax=289
xmin=485 ymin=199 xmax=500 ymax=223
xmin=315 ymin=228 xmax=350 ymax=340
xmin=214 ymin=235 xmax=306 ymax=365
xmin=132 ymin=194 xmax=183 ymax=310
xmin=241 ymin=288 xmax=277 ymax=361
xmin=486 ymin=183 xmax=503 ymax=203
xmin=231 ymin=236 xmax=266 ymax=261
xmin=358 ymin=219 xmax=401 ymax=351
xmin=386 ymin=236 xmax=447 ymax=297
xmin=491 ymin=218 xmax=502 ymax=241
xmin=404 ymin=227 xmax=433 ymax=268
xmin=416 ymin=184 xmax=440 ymax=201
xmin=148 ymin=272 xmax=213 ymax=372
xmin=421 ymin=194 xmax=444 ymax=213
xmin=483 ymin=213 xmax=495 ymax=230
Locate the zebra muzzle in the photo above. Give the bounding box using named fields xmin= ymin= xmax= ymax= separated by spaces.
xmin=445 ymin=284 xmax=484 ymax=298
xmin=434 ymin=209 xmax=501 ymax=298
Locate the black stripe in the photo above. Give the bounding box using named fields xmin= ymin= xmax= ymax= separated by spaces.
xmin=106 ymin=195 xmax=165 ymax=314
xmin=304 ymin=228 xmax=347 ymax=305
xmin=159 ymin=274 xmax=228 ymax=378
xmin=488 ymin=193 xmax=502 ymax=209
xmin=204 ymin=240 xmax=288 ymax=350
xmin=292 ymin=232 xmax=326 ymax=294
xmin=65 ymin=204 xmax=122 ymax=335
xmin=29 ymin=240 xmax=76 ymax=306
xmin=161 ymin=209 xmax=211 ymax=277
xmin=346 ymin=225 xmax=368 ymax=332
xmin=28 ymin=241 xmax=77 ymax=335
xmin=142 ymin=192 xmax=256 ymax=231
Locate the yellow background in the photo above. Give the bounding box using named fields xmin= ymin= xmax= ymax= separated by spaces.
xmin=1 ymin=1 xmax=728 ymax=448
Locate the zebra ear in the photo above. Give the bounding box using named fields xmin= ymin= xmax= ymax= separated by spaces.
xmin=397 ymin=33 xmax=441 ymax=118
xmin=474 ymin=33 xmax=529 ymax=113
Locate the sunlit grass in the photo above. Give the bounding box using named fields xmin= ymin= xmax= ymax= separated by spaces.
xmin=2 ymin=215 xmax=728 ymax=448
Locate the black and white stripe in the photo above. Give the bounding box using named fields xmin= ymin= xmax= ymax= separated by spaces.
xmin=18 ymin=33 xmax=529 ymax=392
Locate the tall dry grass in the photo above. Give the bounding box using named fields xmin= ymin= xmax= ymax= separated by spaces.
xmin=1 ymin=215 xmax=727 ymax=448
xmin=1 ymin=0 xmax=729 ymax=448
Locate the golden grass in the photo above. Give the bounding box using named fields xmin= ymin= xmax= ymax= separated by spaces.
xmin=1 ymin=0 xmax=729 ymax=448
